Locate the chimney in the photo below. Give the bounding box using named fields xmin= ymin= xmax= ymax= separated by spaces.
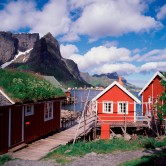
xmin=118 ymin=77 xmax=124 ymax=86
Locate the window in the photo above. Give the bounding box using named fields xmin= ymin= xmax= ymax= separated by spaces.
xmin=148 ymin=97 xmax=152 ymax=103
xmin=44 ymin=102 xmax=53 ymax=121
xmin=103 ymin=101 xmax=113 ymax=113
xmin=118 ymin=102 xmax=128 ymax=114
xmin=25 ymin=105 xmax=34 ymax=116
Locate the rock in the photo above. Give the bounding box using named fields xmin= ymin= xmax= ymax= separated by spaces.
xmin=62 ymin=58 xmax=83 ymax=81
xmin=25 ymin=32 xmax=87 ymax=85
xmin=0 ymin=32 xmax=18 ymax=65
xmin=64 ymin=149 xmax=71 ymax=154
xmin=12 ymin=33 xmax=39 ymax=52
xmin=116 ymin=134 xmax=122 ymax=138
xmin=110 ymin=135 xmax=114 ymax=140
xmin=155 ymin=136 xmax=166 ymax=141
xmin=86 ymin=152 xmax=97 ymax=156
xmin=124 ymin=134 xmax=131 ymax=141
xmin=0 ymin=31 xmax=39 ymax=66
xmin=131 ymin=134 xmax=138 ymax=140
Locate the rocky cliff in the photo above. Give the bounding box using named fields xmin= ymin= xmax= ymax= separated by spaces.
xmin=12 ymin=33 xmax=39 ymax=52
xmin=0 ymin=32 xmax=18 ymax=65
xmin=0 ymin=32 xmax=39 ymax=65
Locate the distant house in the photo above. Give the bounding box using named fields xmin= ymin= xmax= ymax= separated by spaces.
xmin=139 ymin=71 xmax=165 ymax=117
xmin=92 ymin=81 xmax=141 ymax=139
xmin=0 ymin=69 xmax=65 ymax=154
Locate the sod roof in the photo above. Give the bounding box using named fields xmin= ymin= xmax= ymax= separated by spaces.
xmin=0 ymin=69 xmax=65 ymax=104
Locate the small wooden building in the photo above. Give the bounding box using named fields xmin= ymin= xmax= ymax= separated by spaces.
xmin=0 ymin=69 xmax=65 ymax=155
xmin=92 ymin=81 xmax=141 ymax=139
xmin=139 ymin=71 xmax=165 ymax=116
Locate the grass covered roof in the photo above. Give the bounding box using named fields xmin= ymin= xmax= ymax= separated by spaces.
xmin=0 ymin=69 xmax=65 ymax=103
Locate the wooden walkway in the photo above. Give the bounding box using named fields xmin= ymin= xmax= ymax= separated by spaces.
xmin=11 ymin=114 xmax=96 ymax=160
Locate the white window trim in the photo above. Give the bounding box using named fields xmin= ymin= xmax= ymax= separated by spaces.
xmin=44 ymin=102 xmax=54 ymax=121
xmin=148 ymin=96 xmax=152 ymax=104
xmin=117 ymin=102 xmax=128 ymax=114
xmin=102 ymin=101 xmax=113 ymax=114
xmin=25 ymin=105 xmax=34 ymax=116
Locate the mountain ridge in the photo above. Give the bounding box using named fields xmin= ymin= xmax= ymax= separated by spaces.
xmin=80 ymin=72 xmax=140 ymax=91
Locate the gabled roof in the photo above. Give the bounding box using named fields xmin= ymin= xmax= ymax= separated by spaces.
xmin=139 ymin=71 xmax=165 ymax=96
xmin=92 ymin=81 xmax=141 ymax=104
xmin=43 ymin=76 xmax=68 ymax=92
xmin=0 ymin=90 xmax=15 ymax=106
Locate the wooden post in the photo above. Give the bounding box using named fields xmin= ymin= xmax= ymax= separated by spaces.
xmin=84 ymin=85 xmax=86 ymax=141
xmin=74 ymin=89 xmax=75 ymax=113
xmin=124 ymin=102 xmax=127 ymax=134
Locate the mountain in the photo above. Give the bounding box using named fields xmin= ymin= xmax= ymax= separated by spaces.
xmin=0 ymin=31 xmax=39 ymax=65
xmin=93 ymin=72 xmax=127 ymax=84
xmin=80 ymin=72 xmax=140 ymax=91
xmin=0 ymin=32 xmax=88 ymax=87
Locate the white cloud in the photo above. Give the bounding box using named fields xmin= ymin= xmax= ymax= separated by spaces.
xmin=65 ymin=0 xmax=162 ymax=41
xmin=157 ymin=4 xmax=166 ymax=20
xmin=103 ymin=41 xmax=119 ymax=47
xmin=60 ymin=44 xmax=79 ymax=59
xmin=0 ymin=1 xmax=36 ymax=31
xmin=0 ymin=0 xmax=162 ymax=41
xmin=135 ymin=49 xmax=166 ymax=62
xmin=60 ymin=44 xmax=133 ymax=71
xmin=139 ymin=62 xmax=166 ymax=73
xmin=60 ymin=44 xmax=166 ymax=75
xmin=0 ymin=0 xmax=71 ymax=36
xmin=92 ymin=63 xmax=137 ymax=75
xmin=30 ymin=0 xmax=71 ymax=36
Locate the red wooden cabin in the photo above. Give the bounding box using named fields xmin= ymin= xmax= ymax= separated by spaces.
xmin=139 ymin=71 xmax=165 ymax=117
xmin=0 ymin=90 xmax=65 ymax=155
xmin=92 ymin=81 xmax=141 ymax=139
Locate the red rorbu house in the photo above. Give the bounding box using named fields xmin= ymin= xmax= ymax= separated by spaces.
xmin=0 ymin=69 xmax=65 ymax=155
xmin=92 ymin=81 xmax=141 ymax=139
xmin=139 ymin=71 xmax=165 ymax=117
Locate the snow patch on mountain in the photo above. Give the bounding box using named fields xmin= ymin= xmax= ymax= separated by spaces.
xmin=1 ymin=48 xmax=32 ymax=69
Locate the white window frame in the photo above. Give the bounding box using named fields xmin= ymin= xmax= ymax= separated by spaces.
xmin=102 ymin=101 xmax=113 ymax=114
xmin=148 ymin=97 xmax=152 ymax=104
xmin=25 ymin=105 xmax=34 ymax=116
xmin=118 ymin=102 xmax=128 ymax=114
xmin=44 ymin=102 xmax=54 ymax=121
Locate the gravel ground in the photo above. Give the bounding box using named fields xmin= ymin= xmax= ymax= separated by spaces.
xmin=67 ymin=150 xmax=149 ymax=166
xmin=4 ymin=159 xmax=58 ymax=166
xmin=4 ymin=149 xmax=161 ymax=166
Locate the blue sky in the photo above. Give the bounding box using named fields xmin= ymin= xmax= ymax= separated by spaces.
xmin=0 ymin=0 xmax=166 ymax=87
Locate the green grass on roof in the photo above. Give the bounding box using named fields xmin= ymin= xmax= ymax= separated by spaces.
xmin=0 ymin=69 xmax=65 ymax=103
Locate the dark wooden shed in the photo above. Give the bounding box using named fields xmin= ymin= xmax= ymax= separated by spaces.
xmin=0 ymin=69 xmax=65 ymax=154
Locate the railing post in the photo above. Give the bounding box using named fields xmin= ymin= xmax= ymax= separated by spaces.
xmin=124 ymin=102 xmax=127 ymax=134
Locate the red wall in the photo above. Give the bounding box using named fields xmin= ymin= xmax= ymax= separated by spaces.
xmin=97 ymin=85 xmax=135 ymax=123
xmin=0 ymin=107 xmax=9 ymax=155
xmin=24 ymin=100 xmax=61 ymax=143
xmin=0 ymin=99 xmax=61 ymax=154
xmin=11 ymin=106 xmax=23 ymax=147
xmin=142 ymin=76 xmax=164 ymax=115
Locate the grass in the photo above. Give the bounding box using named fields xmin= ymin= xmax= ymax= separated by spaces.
xmin=119 ymin=152 xmax=166 ymax=166
xmin=43 ymin=137 xmax=166 ymax=165
xmin=0 ymin=155 xmax=12 ymax=166
xmin=0 ymin=68 xmax=65 ymax=102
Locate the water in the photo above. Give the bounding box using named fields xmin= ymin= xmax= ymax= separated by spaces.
xmin=62 ymin=90 xmax=142 ymax=117
xmin=62 ymin=89 xmax=101 ymax=112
